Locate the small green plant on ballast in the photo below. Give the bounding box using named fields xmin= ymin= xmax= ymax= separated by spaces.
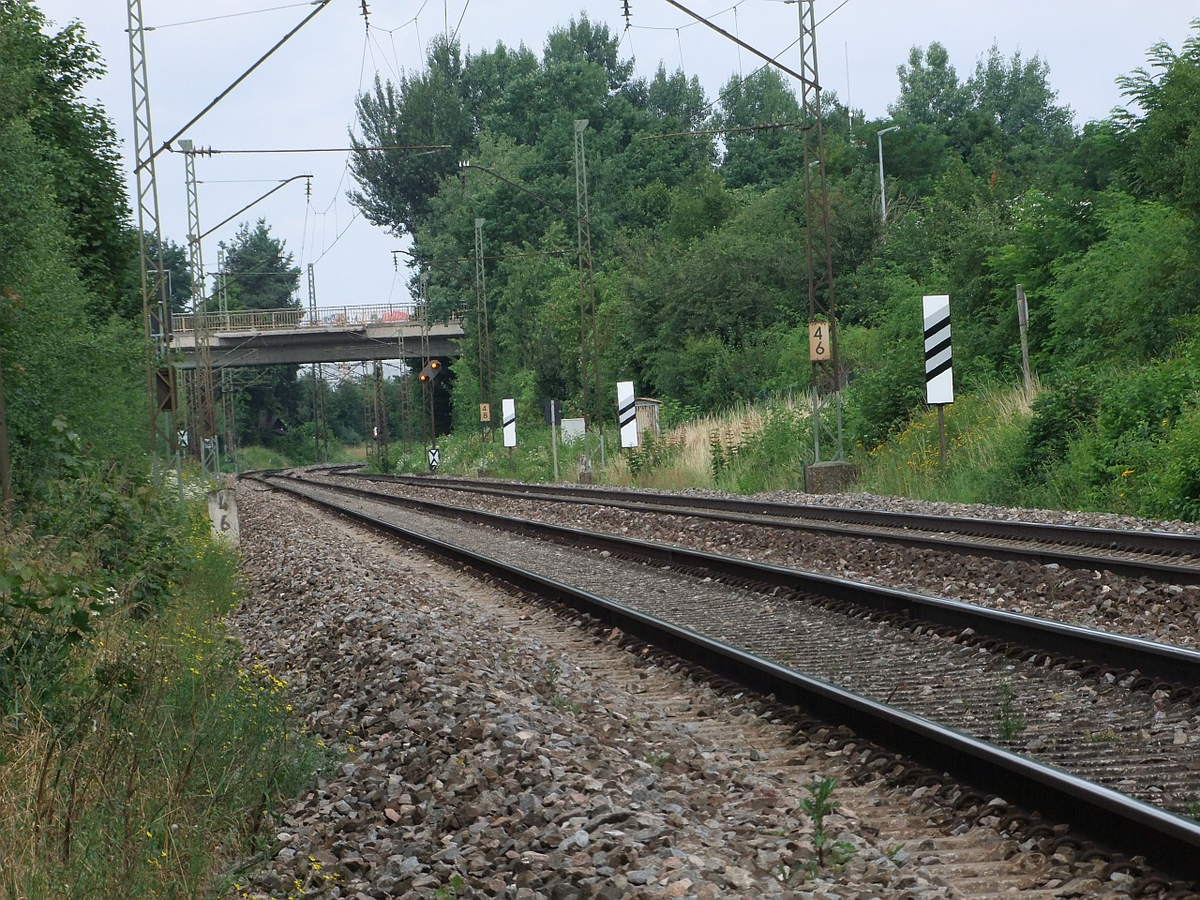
xmin=435 ymin=873 xmax=464 ymax=899
xmin=774 ymin=777 xmax=856 ymax=883
xmin=541 ymin=661 xmax=580 ymax=712
xmin=995 ymin=680 xmax=1026 ymax=740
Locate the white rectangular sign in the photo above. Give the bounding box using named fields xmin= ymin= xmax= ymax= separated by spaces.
xmin=560 ymin=417 xmax=586 ymax=443
xmin=502 ymin=398 xmax=516 ymax=448
xmin=617 ymin=381 xmax=639 ymax=448
xmin=923 ymin=294 xmax=954 ymax=405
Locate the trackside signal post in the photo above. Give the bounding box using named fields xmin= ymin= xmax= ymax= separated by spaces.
xmin=923 ymin=295 xmax=954 ymax=467
xmin=419 ymin=359 xmax=442 ymax=470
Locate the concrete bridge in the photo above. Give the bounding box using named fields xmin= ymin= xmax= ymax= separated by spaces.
xmin=168 ymin=304 xmax=464 ymax=369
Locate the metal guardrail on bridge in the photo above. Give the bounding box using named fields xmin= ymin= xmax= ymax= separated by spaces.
xmin=171 ymin=304 xmax=459 ymax=335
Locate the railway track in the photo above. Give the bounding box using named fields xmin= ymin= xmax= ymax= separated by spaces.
xmin=336 ymin=470 xmax=1200 ymax=585
xmin=254 ymin=471 xmax=1200 ymax=889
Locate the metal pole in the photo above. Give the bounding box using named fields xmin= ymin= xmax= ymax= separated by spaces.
xmin=127 ymin=0 xmax=179 ymax=487
xmin=475 ymin=218 xmax=490 ymax=471
xmin=877 ymin=125 xmax=899 ymax=225
xmin=798 ymin=0 xmax=842 ymax=463
xmin=181 ymin=141 xmax=218 ymax=480
xmin=575 ymin=120 xmax=603 ymax=471
xmin=551 ymin=417 xmax=559 ymax=482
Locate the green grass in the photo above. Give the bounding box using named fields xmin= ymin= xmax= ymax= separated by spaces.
xmin=0 ymin=507 xmax=332 ymax=899
xmin=854 ymin=383 xmax=1035 ymax=505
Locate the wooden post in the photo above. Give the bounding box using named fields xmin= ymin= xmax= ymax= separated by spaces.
xmin=938 ymin=405 xmax=947 ymax=469
xmin=1016 ymin=284 xmax=1032 ymax=398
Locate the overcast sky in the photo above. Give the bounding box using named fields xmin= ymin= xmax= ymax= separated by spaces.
xmin=34 ymin=1 xmax=1199 ymax=312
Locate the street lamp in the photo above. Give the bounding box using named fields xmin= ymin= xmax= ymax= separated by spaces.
xmin=877 ymin=125 xmax=900 ymax=224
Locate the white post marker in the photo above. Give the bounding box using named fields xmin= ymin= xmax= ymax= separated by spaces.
xmin=923 ymin=295 xmax=954 ymax=405
xmin=502 ymin=398 xmax=516 ymax=448
xmin=617 ymin=381 xmax=639 ymax=449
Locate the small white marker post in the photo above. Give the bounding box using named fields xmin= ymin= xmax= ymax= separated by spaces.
xmin=617 ymin=381 xmax=639 ymax=450
xmin=502 ymin=398 xmax=516 ymax=474
xmin=923 ymin=295 xmax=954 ymax=468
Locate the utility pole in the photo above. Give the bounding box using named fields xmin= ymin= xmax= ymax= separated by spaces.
xmin=475 ymin=217 xmax=493 ymax=470
xmin=419 ymin=272 xmax=436 ymax=467
xmin=308 ymin=264 xmax=328 ymax=463
xmin=180 ymin=140 xmax=220 ymax=480
xmin=797 ymin=0 xmax=843 ymax=463
xmin=574 ymin=120 xmax=604 ymax=470
xmin=393 ymin=253 xmax=413 ymax=448
xmin=217 ymin=248 xmax=239 ymax=472
xmin=653 ymin=1 xmax=843 ymax=466
xmin=877 ymin=125 xmax=900 ymax=225
xmin=126 ymin=0 xmax=181 ymax=497
xmin=373 ymin=361 xmax=388 ymax=471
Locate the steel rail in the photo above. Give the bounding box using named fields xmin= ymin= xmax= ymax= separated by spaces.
xmin=342 ymin=472 xmax=1200 ymax=582
xmin=254 ymin=472 xmax=1200 ymax=883
xmin=285 ymin=473 xmax=1200 ymax=692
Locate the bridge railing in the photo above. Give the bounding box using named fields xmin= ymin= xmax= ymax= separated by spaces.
xmin=171 ymin=304 xmax=459 ymax=335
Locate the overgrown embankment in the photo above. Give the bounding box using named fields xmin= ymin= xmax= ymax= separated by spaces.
xmin=0 ymin=433 xmax=329 ymax=898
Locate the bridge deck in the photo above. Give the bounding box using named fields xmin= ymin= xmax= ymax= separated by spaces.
xmin=168 ymin=305 xmax=464 ymax=368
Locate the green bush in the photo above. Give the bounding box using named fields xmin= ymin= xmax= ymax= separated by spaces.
xmin=1156 ymin=403 xmax=1200 ymax=520
xmin=1017 ymin=373 xmax=1101 ymax=476
xmin=718 ymin=407 xmax=810 ymax=494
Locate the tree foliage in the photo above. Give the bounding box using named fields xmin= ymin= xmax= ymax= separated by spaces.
xmin=1 ymin=1 xmax=136 ymax=321
xmin=218 ymin=221 xmax=302 ymax=443
xmin=0 ymin=1 xmax=145 ymax=487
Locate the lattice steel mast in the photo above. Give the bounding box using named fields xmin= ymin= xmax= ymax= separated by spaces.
xmin=798 ymin=0 xmax=843 ymax=462
xmin=652 ymin=0 xmax=844 ymax=461
xmin=181 ymin=141 xmax=220 ymax=478
xmin=574 ymin=120 xmax=603 ymax=468
xmin=474 ymin=218 xmax=493 ymax=464
xmin=307 ymin=264 xmax=328 ymax=463
xmin=126 ymin=0 xmax=180 ymax=488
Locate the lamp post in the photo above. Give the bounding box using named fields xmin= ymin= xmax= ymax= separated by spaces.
xmin=877 ymin=125 xmax=900 ymax=224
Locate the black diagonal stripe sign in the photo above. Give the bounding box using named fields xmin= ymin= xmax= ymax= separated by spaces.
xmin=618 ymin=401 xmax=636 ymax=428
xmin=617 ymin=380 xmax=639 ymax=448
xmin=502 ymin=398 xmax=517 ymax=448
xmin=923 ymin=295 xmax=954 ymax=405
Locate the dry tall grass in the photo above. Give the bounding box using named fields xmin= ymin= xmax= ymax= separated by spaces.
xmin=606 ymin=398 xmax=808 ymax=491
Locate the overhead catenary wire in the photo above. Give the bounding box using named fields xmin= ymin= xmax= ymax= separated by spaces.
xmin=638 ymin=120 xmax=801 ymax=140
xmin=142 ymin=0 xmax=334 ymax=169
xmin=189 ymin=145 xmax=451 ymax=155
xmin=450 ymin=0 xmax=471 ymax=43
xmin=143 ymin=2 xmax=320 ymax=31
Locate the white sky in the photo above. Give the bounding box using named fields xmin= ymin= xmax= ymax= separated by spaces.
xmin=33 ymin=1 xmax=1199 ymax=312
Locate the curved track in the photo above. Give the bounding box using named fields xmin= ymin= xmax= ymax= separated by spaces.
xmin=342 ymin=471 xmax=1200 ymax=584
xmin=255 ymin=471 xmax=1200 ymax=887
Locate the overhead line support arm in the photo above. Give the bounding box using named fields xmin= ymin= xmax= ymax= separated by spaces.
xmin=138 ymin=0 xmax=333 ymax=171
xmin=659 ymin=0 xmax=818 ymax=89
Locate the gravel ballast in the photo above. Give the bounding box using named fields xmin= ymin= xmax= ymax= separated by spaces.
xmin=229 ymin=482 xmax=985 ymax=900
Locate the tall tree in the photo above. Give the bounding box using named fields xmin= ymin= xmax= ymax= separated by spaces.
xmin=218 ymin=220 xmax=301 ymax=443
xmin=218 ymin=220 xmax=300 ymax=310
xmin=0 ymin=0 xmax=145 ymax=480
xmin=890 ymin=43 xmax=968 ymax=128
xmin=1 ymin=1 xmax=135 ymax=321
xmin=350 ymin=37 xmax=475 ymax=237
xmin=715 ymin=68 xmax=805 ymax=189
xmin=1117 ymin=24 xmax=1200 ymax=215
